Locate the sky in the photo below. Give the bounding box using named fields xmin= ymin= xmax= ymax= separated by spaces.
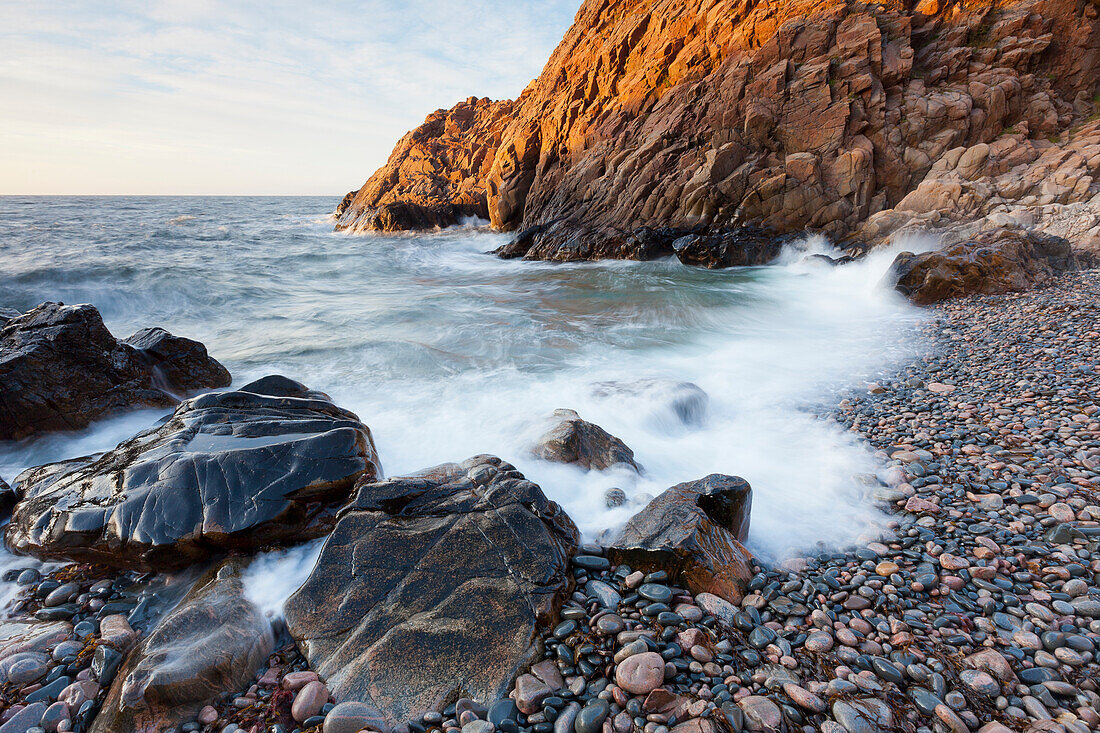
xmin=0 ymin=0 xmax=580 ymax=195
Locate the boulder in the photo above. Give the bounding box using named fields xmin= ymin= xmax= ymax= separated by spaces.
xmin=90 ymin=558 xmax=274 ymax=733
xmin=608 ymin=474 xmax=753 ymax=603
xmin=531 ymin=409 xmax=640 ymax=472
xmin=672 ymin=227 xmax=786 ymax=269
xmin=494 ymin=223 xmax=683 ymax=262
xmin=6 ymin=375 xmax=380 ymax=570
xmin=0 ymin=302 xmax=231 ymax=440
xmin=888 ymin=230 xmax=1078 ymax=305
xmin=284 ymin=455 xmax=578 ymax=726
xmin=0 ymin=475 xmax=13 ymax=521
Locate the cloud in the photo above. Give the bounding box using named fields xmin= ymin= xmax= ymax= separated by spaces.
xmin=0 ymin=0 xmax=580 ymax=194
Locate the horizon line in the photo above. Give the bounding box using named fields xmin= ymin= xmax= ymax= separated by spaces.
xmin=0 ymin=193 xmax=346 ymax=198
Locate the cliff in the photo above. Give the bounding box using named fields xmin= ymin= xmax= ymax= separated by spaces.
xmin=336 ymin=0 xmax=1100 ymax=261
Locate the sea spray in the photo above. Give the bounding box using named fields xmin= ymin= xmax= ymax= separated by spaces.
xmin=241 ymin=539 xmax=325 ymax=618
xmin=0 ymin=197 xmax=932 ymax=578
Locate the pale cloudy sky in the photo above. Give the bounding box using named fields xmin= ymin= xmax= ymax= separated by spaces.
xmin=0 ymin=1 xmax=579 ymax=195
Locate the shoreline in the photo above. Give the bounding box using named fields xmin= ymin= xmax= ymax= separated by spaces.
xmin=1 ymin=272 xmax=1097 ymax=733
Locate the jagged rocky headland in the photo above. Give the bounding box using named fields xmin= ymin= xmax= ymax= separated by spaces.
xmin=2 ymin=0 xmax=1100 ymax=732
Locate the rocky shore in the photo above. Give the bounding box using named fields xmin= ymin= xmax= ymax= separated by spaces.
xmin=0 ymin=269 xmax=1096 ymax=733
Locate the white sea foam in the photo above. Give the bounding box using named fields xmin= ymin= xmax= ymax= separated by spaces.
xmin=241 ymin=540 xmax=324 ymax=618
xmin=0 ymin=198 xmax=933 ymax=612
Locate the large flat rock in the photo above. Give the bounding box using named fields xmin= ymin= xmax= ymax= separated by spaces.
xmin=90 ymin=558 xmax=274 ymax=733
xmin=0 ymin=302 xmax=231 ymax=440
xmin=6 ymin=375 xmax=380 ymax=570
xmin=284 ymin=455 xmax=578 ymax=726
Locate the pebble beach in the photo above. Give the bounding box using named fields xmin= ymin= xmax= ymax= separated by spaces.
xmin=3 ymin=273 xmax=1098 ymax=733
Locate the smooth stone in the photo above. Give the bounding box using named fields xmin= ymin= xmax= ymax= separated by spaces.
xmin=614 ymin=652 xmax=665 ymax=695
xmin=323 ymin=702 xmax=390 ymax=733
xmin=291 ymin=681 xmax=330 ymax=723
xmin=574 ymin=700 xmax=609 ymax=733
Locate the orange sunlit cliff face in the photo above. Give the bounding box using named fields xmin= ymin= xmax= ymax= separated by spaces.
xmin=336 ymin=0 xmax=1100 ymax=261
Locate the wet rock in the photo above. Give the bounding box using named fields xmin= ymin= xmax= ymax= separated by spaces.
xmin=614 ymin=651 xmax=665 ymax=695
xmin=0 ymin=652 xmax=49 ymax=685
xmin=291 ymin=680 xmax=330 ymax=722
xmin=737 ymin=696 xmax=782 ymax=731
xmin=589 ymin=379 xmax=708 ymax=428
xmin=531 ymin=409 xmax=640 ymax=472
xmin=0 ymin=476 xmax=14 ymax=521
xmin=0 ymin=702 xmax=46 ymax=733
xmin=671 ymin=226 xmax=786 ymax=269
xmin=98 ymin=615 xmax=136 ymax=651
xmin=284 ymin=455 xmax=578 ymax=727
xmin=608 ymin=474 xmax=753 ymax=602
xmin=6 ymin=375 xmax=380 ymax=570
xmin=322 ymin=701 xmax=390 ymax=733
xmin=90 ymin=558 xmax=274 ymax=733
xmin=888 ymin=230 xmax=1077 ymax=305
xmin=0 ymin=302 xmax=230 ymax=440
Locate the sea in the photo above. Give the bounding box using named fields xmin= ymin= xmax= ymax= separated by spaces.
xmin=0 ymin=196 xmax=932 ymax=612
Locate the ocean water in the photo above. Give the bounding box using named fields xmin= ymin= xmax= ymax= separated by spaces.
xmin=0 ymin=196 xmax=931 ymax=610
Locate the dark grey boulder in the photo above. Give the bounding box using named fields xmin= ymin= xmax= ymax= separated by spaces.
xmin=0 ymin=474 xmax=13 ymax=521
xmin=671 ymin=226 xmax=787 ymax=269
xmin=0 ymin=302 xmax=231 ymax=440
xmin=6 ymin=375 xmax=380 ymax=570
xmin=532 ymin=409 xmax=640 ymax=472
xmin=285 ymin=455 xmax=578 ymax=727
xmin=90 ymin=558 xmax=274 ymax=733
xmin=609 ymin=474 xmax=753 ymax=603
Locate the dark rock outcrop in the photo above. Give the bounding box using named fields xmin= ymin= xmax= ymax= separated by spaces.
xmin=0 ymin=302 xmax=231 ymax=441
xmin=671 ymin=227 xmax=789 ymax=269
xmin=90 ymin=558 xmax=274 ymax=733
xmin=609 ymin=474 xmax=754 ymax=603
xmin=337 ymin=0 xmax=1100 ymax=261
xmin=532 ymin=409 xmax=640 ymax=472
xmin=888 ymin=229 xmax=1078 ymax=304
xmin=284 ymin=455 xmax=578 ymax=726
xmin=334 ymin=189 xmax=359 ymax=218
xmin=6 ymin=375 xmax=380 ymax=570
xmin=0 ymin=475 xmax=13 ymax=521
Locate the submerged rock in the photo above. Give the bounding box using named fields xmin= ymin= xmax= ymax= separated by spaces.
xmin=608 ymin=474 xmax=753 ymax=603
xmin=589 ymin=379 xmax=708 ymax=429
xmin=6 ymin=375 xmax=380 ymax=570
xmin=285 ymin=455 xmax=578 ymax=726
xmin=0 ymin=302 xmax=231 ymax=440
xmin=531 ymin=409 xmax=640 ymax=472
xmin=90 ymin=558 xmax=274 ymax=733
xmin=888 ymin=230 xmax=1078 ymax=305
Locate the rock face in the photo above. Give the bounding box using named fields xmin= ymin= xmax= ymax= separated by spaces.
xmin=6 ymin=375 xmax=380 ymax=570
xmin=609 ymin=474 xmax=753 ymax=603
xmin=888 ymin=228 xmax=1078 ymax=304
xmin=284 ymin=455 xmax=578 ymax=726
xmin=336 ymin=0 xmax=1100 ymax=261
xmin=335 ymin=97 xmax=514 ymax=232
xmin=90 ymin=558 xmax=275 ymax=733
xmin=0 ymin=302 xmax=231 ymax=440
xmin=532 ymin=409 xmax=640 ymax=472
